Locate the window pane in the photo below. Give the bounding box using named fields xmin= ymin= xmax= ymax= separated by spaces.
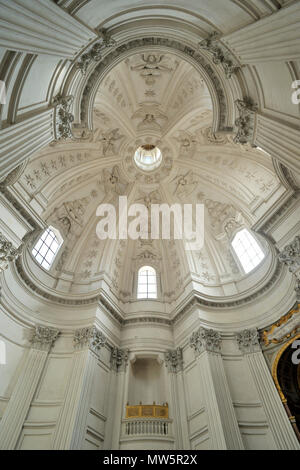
xmin=232 ymin=229 xmax=265 ymax=274
xmin=137 ymin=266 xmax=157 ymax=299
xmin=32 ymin=227 xmax=62 ymax=270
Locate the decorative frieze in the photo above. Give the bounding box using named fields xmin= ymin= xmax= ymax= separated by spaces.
xmin=77 ymin=30 xmax=116 ymax=75
xmin=74 ymin=326 xmax=107 ymax=356
xmin=236 ymin=329 xmax=261 ymax=354
xmin=164 ymin=348 xmax=183 ymax=373
xmin=0 ymin=232 xmax=23 ymax=273
xmin=30 ymin=325 xmax=60 ymax=351
xmin=190 ymin=327 xmax=222 ymax=355
xmin=110 ymin=347 xmax=129 ymax=372
xmin=198 ymin=32 xmax=239 ymax=79
xmin=53 ymin=94 xmax=74 ymax=140
xmin=233 ymin=98 xmax=257 ymax=145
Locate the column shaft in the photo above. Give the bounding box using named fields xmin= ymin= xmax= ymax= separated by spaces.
xmin=0 ymin=0 xmax=96 ymax=57
xmin=223 ymin=3 xmax=300 ymax=63
xmin=197 ymin=351 xmax=244 ymax=450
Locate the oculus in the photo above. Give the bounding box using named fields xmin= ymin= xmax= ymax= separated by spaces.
xmin=134 ymin=145 xmax=162 ymax=171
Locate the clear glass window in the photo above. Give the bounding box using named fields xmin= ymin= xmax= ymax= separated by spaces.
xmin=137 ymin=265 xmax=157 ymax=299
xmin=32 ymin=227 xmax=62 ymax=271
xmin=232 ymin=229 xmax=265 ymax=274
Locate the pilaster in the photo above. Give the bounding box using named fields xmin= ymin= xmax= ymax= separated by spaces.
xmin=0 ymin=325 xmax=59 ymax=450
xmin=110 ymin=347 xmax=129 ymax=450
xmin=164 ymin=348 xmax=189 ymax=449
xmin=223 ymin=3 xmax=300 ymax=63
xmin=0 ymin=0 xmax=96 ymax=57
xmin=190 ymin=328 xmax=244 ymax=450
xmin=52 ymin=326 xmax=106 ymax=450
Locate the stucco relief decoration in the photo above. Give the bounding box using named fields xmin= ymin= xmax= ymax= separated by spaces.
xmin=53 ymin=94 xmax=75 ymax=140
xmin=94 ymin=128 xmax=124 ymax=156
xmin=176 ymin=131 xmax=197 ymax=159
xmin=128 ymin=53 xmax=178 ymax=86
xmin=21 ymin=151 xmax=97 ymax=193
xmin=190 ymin=327 xmax=222 ymax=355
xmin=74 ymin=327 xmax=107 ymax=355
xmin=0 ymin=233 xmax=23 ymax=273
xmin=77 ymin=29 xmax=116 ymax=75
xmin=278 ymin=236 xmax=300 ymax=299
xmin=234 ymin=98 xmax=257 ymax=145
xmin=30 ymin=325 xmax=60 ymax=351
xmin=278 ymin=236 xmax=300 ymax=276
xmin=132 ymin=104 xmax=167 ymax=133
xmin=100 ymin=165 xmax=128 ymax=196
xmin=164 ymin=348 xmax=183 ymax=373
xmin=198 ymin=31 xmax=239 ymax=79
xmin=48 ymin=196 xmax=90 ymax=239
xmin=110 ymin=347 xmax=129 ymax=371
xmin=173 ymin=171 xmax=199 ymax=199
xmin=236 ymin=329 xmax=260 ymax=354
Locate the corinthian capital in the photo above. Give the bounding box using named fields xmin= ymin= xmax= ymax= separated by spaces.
xmin=74 ymin=326 xmax=107 ymax=356
xmin=236 ymin=329 xmax=261 ymax=354
xmin=198 ymin=32 xmax=239 ymax=79
xmin=190 ymin=327 xmax=222 ymax=355
xmin=0 ymin=232 xmax=23 ymax=273
xmin=110 ymin=347 xmax=129 ymax=372
xmin=164 ymin=348 xmax=183 ymax=373
xmin=30 ymin=325 xmax=60 ymax=351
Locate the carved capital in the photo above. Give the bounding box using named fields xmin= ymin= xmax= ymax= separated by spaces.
xmin=190 ymin=327 xmax=222 ymax=355
xmin=30 ymin=325 xmax=60 ymax=351
xmin=74 ymin=326 xmax=107 ymax=356
xmin=77 ymin=30 xmax=116 ymax=75
xmin=236 ymin=329 xmax=261 ymax=354
xmin=110 ymin=347 xmax=129 ymax=372
xmin=199 ymin=32 xmax=239 ymax=79
xmin=233 ymin=98 xmax=257 ymax=145
xmin=164 ymin=348 xmax=183 ymax=373
xmin=278 ymin=236 xmax=300 ymax=275
xmin=0 ymin=232 xmax=23 ymax=273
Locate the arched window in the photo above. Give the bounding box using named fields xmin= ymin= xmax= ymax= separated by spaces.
xmin=0 ymin=340 xmax=6 ymax=365
xmin=32 ymin=227 xmax=62 ymax=271
xmin=137 ymin=266 xmax=157 ymax=299
xmin=232 ymin=228 xmax=265 ymax=274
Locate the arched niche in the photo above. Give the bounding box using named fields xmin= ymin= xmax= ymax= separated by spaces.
xmin=127 ymin=353 xmax=167 ymax=406
xmin=272 ymin=334 xmax=300 ymax=442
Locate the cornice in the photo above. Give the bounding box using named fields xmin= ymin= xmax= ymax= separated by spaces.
xmin=12 ymin=251 xmax=283 ymax=328
xmin=172 ymin=259 xmax=283 ymax=324
xmin=257 ymin=191 xmax=300 ymax=234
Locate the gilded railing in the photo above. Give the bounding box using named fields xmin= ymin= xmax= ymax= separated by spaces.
xmin=125 ymin=403 xmax=169 ymax=419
